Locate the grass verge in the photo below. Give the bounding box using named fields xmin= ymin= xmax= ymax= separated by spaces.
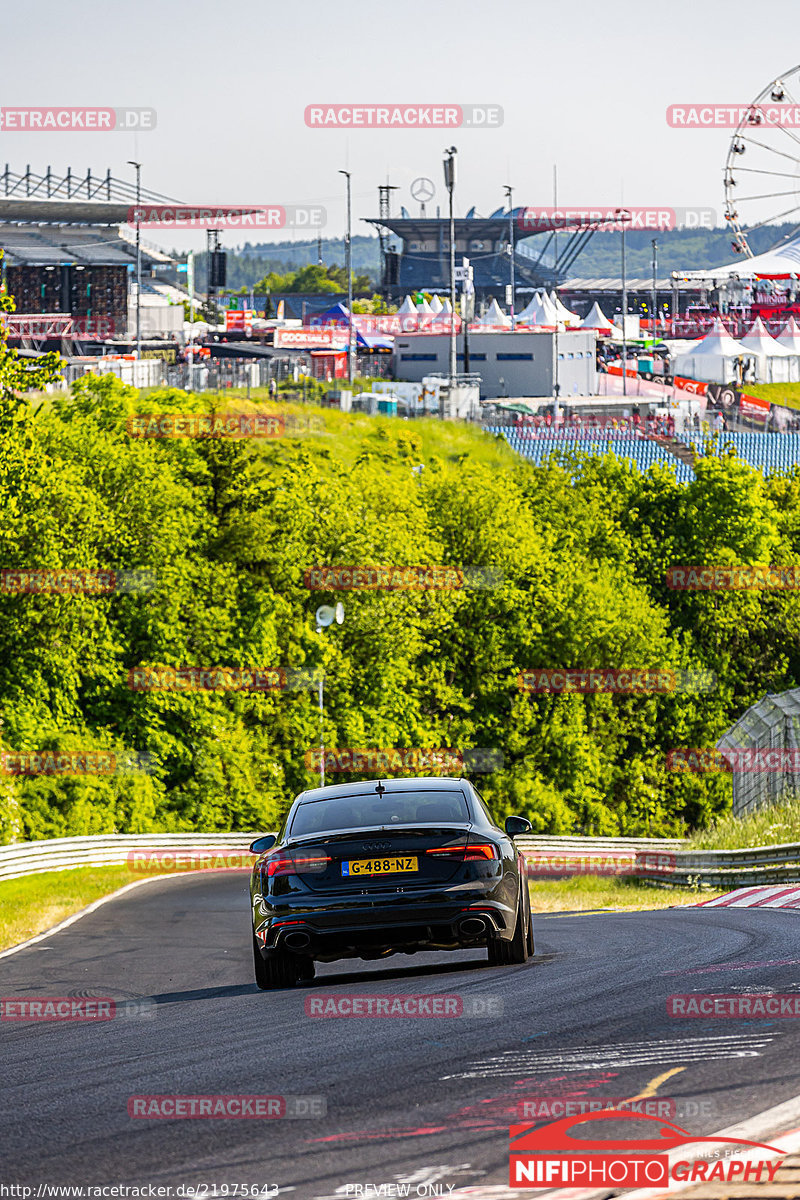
xmin=734 ymin=382 xmax=800 ymax=411
xmin=687 ymin=795 xmax=800 ymax=850
xmin=0 ymin=866 xmax=143 ymax=952
xmin=528 ymin=875 xmax=723 ymax=912
xmin=0 ymin=863 xmax=723 ymax=954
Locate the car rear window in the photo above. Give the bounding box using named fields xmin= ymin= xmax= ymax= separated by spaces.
xmin=290 ymin=790 xmax=470 ymax=836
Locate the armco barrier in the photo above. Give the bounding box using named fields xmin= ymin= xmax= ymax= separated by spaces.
xmin=0 ymin=833 xmax=256 ymax=883
xmin=3 ymin=832 xmax=800 ymax=890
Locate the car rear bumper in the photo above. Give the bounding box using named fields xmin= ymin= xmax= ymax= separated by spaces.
xmin=253 ymin=891 xmax=515 ymax=959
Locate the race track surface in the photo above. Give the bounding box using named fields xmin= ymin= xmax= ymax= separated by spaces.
xmin=3 ymin=872 xmax=800 ymax=1197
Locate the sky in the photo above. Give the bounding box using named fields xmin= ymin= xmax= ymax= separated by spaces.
xmin=1 ymin=0 xmax=799 ymax=254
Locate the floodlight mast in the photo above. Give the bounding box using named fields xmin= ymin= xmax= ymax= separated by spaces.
xmin=314 ymin=604 xmax=344 ymax=786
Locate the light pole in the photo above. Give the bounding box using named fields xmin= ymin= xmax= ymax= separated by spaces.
xmin=314 ymin=603 xmax=344 ymax=787
xmin=504 ymin=184 xmax=516 ymax=330
xmin=339 ymin=170 xmax=354 ymax=384
xmin=443 ymin=147 xmax=458 ymax=381
xmin=127 ymin=161 xmax=142 ymax=359
xmin=617 ymin=208 xmax=630 ymax=397
xmin=651 ymin=237 xmax=658 ymax=348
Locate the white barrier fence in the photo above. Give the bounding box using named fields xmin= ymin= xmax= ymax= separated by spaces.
xmin=3 ymin=831 xmax=799 ymax=890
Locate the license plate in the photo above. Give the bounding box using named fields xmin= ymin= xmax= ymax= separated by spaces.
xmin=342 ymin=856 xmax=418 ymax=876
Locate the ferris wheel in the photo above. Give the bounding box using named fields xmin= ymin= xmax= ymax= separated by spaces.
xmin=723 ymin=64 xmax=800 ymax=257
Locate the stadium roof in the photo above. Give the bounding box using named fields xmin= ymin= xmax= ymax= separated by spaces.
xmin=0 ymin=223 xmax=172 ymax=267
xmin=561 ymin=276 xmax=700 ymax=292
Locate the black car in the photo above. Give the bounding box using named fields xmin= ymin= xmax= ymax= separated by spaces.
xmin=249 ymin=775 xmax=534 ymax=989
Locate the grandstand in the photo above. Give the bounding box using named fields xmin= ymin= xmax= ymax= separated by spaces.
xmin=487 ymin=427 xmax=696 ymax=482
xmin=489 ymin=427 xmax=800 ymax=482
xmin=0 ymin=166 xmax=180 ymax=345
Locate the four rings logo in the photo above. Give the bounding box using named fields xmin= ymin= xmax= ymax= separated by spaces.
xmin=509 ymin=1111 xmax=785 ymax=1188
xmin=362 ymin=841 xmax=392 ymax=853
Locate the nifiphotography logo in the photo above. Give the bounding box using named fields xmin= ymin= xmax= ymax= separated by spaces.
xmin=508 ymin=1110 xmax=785 ymax=1188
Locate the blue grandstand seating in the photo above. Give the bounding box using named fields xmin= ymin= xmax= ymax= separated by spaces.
xmin=487 ymin=428 xmax=800 ymax=483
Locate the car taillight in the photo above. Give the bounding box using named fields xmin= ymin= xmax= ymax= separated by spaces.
xmin=463 ymin=843 xmax=500 ymax=861
xmin=426 ymin=843 xmax=499 ymax=861
xmin=265 ymin=852 xmax=330 ymax=877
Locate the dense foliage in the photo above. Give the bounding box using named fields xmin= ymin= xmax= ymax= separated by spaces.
xmin=3 ymin=370 xmax=800 ymax=842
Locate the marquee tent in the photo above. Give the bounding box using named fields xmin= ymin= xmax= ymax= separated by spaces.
xmin=429 ymin=295 xmax=444 ymax=313
xmin=739 ymin=317 xmax=795 ymax=382
xmin=396 ymin=295 xmax=417 ymax=314
xmin=776 ymin=316 xmax=800 ymax=355
xmin=679 ymin=233 xmax=800 ymax=281
xmin=671 ymin=317 xmax=754 ymax=384
xmin=579 ymin=301 xmax=615 ymax=331
xmin=550 ymin=290 xmax=580 ymax=325
xmin=475 ymin=298 xmax=511 ymax=327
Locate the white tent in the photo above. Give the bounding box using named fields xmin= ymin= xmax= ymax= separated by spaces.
xmin=776 ymin=316 xmax=800 ymax=355
xmin=416 ymin=296 xmax=433 ymax=314
xmin=672 ymin=317 xmax=755 ymax=384
xmin=739 ymin=317 xmax=795 ymax=382
xmin=475 ymin=298 xmax=511 ymax=327
xmin=579 ymin=301 xmax=614 ymax=331
xmin=680 ymin=234 xmax=800 ymax=282
xmin=429 ymin=295 xmax=444 ymax=313
xmin=550 ymin=289 xmax=580 ymax=326
xmin=440 ymin=297 xmax=453 ymax=313
xmin=518 ymin=290 xmax=559 ymax=326
xmin=397 ymin=295 xmax=417 ymax=314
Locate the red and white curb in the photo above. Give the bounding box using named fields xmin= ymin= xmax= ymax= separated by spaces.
xmin=696 ymin=884 xmax=800 ymax=909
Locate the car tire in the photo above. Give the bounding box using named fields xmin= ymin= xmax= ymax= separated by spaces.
xmin=488 ymin=886 xmax=530 ymax=966
xmin=253 ymin=932 xmax=270 ymax=990
xmin=253 ymin=932 xmax=300 ymax=990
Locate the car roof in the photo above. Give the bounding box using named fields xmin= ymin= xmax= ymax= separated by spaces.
xmin=296 ymin=776 xmax=471 ymax=804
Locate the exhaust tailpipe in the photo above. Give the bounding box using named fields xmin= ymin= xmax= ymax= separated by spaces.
xmin=284 ymin=930 xmax=311 ymax=951
xmin=459 ymin=916 xmax=487 ymax=939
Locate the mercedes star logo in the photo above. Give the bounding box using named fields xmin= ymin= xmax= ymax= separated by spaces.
xmin=410 ymin=177 xmax=436 ymax=203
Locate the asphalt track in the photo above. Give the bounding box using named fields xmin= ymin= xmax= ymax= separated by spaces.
xmin=4 ymin=871 xmax=800 ymax=1198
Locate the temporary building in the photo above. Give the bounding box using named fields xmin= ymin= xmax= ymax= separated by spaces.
xmin=739 ymin=318 xmax=795 ymax=382
xmin=429 ymin=295 xmax=444 ymax=313
xmin=440 ymin=297 xmax=453 ymax=313
xmin=416 ymin=297 xmax=433 ymax=314
xmin=671 ymin=317 xmax=754 ymax=384
xmin=680 ymin=234 xmax=800 ymax=282
xmin=396 ymin=295 xmax=418 ymax=314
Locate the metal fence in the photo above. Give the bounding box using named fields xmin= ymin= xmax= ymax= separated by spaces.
xmin=717 ymin=689 xmax=800 ymax=817
xmin=4 ymin=830 xmax=800 ymax=892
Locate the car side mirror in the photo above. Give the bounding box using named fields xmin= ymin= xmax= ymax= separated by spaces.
xmin=249 ymin=834 xmax=277 ymax=854
xmin=504 ymin=816 xmax=532 ymax=837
